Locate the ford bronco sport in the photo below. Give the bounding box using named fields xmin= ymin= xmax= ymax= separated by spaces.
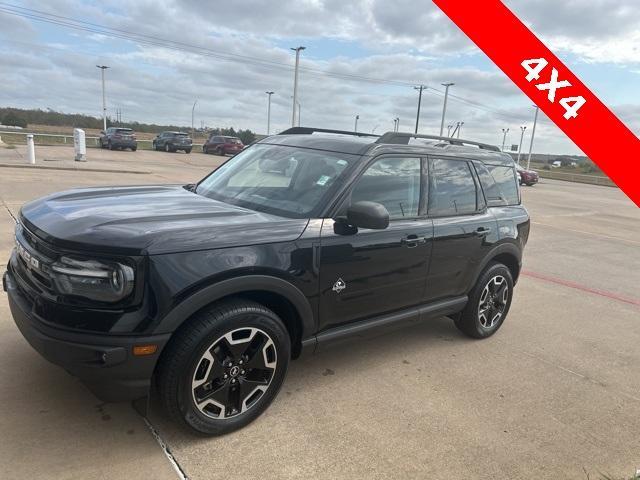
xmin=4 ymin=127 xmax=529 ymax=435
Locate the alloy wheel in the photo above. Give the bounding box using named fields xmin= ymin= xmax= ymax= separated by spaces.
xmin=191 ymin=327 xmax=277 ymax=419
xmin=477 ymin=275 xmax=509 ymax=328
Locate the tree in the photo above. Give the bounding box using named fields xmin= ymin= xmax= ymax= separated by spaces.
xmin=1 ymin=111 xmax=27 ymax=128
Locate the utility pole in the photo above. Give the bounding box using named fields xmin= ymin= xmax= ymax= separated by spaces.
xmin=297 ymin=101 xmax=301 ymax=127
xmin=457 ymin=121 xmax=464 ymax=138
xmin=191 ymin=99 xmax=198 ymax=140
xmin=517 ymin=125 xmax=527 ymax=165
xmin=290 ymin=46 xmax=305 ymax=127
xmin=96 ymin=65 xmax=109 ymax=131
xmin=501 ymin=128 xmax=509 ymax=151
xmin=354 ymin=115 xmax=359 ymax=132
xmin=439 ymin=82 xmax=454 ymax=137
xmin=414 ymin=85 xmax=425 ymax=134
xmin=527 ymin=105 xmax=539 ymax=169
xmin=265 ymin=91 xmax=274 ymax=135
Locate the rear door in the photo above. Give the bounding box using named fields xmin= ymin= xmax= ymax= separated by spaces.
xmin=318 ymin=156 xmax=433 ymax=331
xmin=424 ymin=157 xmax=498 ymax=302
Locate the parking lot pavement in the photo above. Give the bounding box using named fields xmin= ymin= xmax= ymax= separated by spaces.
xmin=0 ymin=155 xmax=639 ymax=479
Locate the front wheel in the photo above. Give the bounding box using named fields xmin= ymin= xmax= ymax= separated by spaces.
xmin=184 ymin=148 xmax=192 ymax=154
xmin=454 ymin=262 xmax=514 ymax=339
xmin=157 ymin=299 xmax=290 ymax=435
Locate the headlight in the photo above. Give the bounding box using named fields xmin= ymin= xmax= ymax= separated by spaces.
xmin=51 ymin=256 xmax=135 ymax=303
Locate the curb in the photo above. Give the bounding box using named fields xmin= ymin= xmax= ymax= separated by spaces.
xmin=0 ymin=163 xmax=150 ymax=175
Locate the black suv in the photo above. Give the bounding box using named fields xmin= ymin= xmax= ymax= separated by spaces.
xmin=99 ymin=127 xmax=137 ymax=151
xmin=4 ymin=128 xmax=529 ymax=435
xmin=153 ymin=131 xmax=193 ymax=153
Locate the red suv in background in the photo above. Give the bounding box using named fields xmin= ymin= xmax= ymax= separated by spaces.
xmin=516 ymin=164 xmax=539 ymax=186
xmin=203 ymin=135 xmax=244 ymax=156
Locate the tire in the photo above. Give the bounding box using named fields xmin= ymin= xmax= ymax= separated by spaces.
xmin=203 ymin=145 xmax=208 ymax=154
xmin=152 ymin=142 xmax=157 ymax=151
xmin=216 ymin=147 xmax=224 ymax=156
xmin=526 ymin=182 xmax=534 ymax=187
xmin=185 ymin=149 xmax=191 ymax=154
xmin=454 ymin=262 xmax=514 ymax=339
xmin=131 ymin=147 xmax=137 ymax=152
xmin=165 ymin=143 xmax=171 ymax=153
xmin=108 ymin=141 xmax=113 ymax=150
xmin=157 ymin=299 xmax=290 ymax=436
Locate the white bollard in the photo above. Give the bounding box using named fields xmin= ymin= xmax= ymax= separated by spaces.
xmin=73 ymin=128 xmax=87 ymax=162
xmin=26 ymin=134 xmax=36 ymax=164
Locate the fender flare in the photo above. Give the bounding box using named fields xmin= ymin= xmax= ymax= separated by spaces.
xmin=153 ymin=275 xmax=315 ymax=339
xmin=471 ymin=242 xmax=522 ymax=287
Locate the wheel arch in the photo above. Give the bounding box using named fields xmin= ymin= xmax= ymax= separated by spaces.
xmin=153 ymin=275 xmax=315 ymax=358
xmin=471 ymin=243 xmax=522 ymax=289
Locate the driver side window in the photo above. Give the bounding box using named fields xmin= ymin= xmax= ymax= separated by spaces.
xmin=350 ymin=157 xmax=422 ymax=219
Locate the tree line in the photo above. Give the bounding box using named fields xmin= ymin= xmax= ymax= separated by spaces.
xmin=0 ymin=107 xmax=257 ymax=145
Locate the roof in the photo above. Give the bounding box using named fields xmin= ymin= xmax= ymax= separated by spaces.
xmin=258 ymin=127 xmax=516 ymax=166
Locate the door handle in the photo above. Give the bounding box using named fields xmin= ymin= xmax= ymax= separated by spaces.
xmin=475 ymin=227 xmax=492 ymax=236
xmin=401 ymin=235 xmax=428 ymax=248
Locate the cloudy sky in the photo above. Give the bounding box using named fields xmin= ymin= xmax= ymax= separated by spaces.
xmin=1 ymin=0 xmax=640 ymax=154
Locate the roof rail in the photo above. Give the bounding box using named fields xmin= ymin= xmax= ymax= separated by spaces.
xmin=279 ymin=127 xmax=379 ymax=138
xmin=375 ymin=132 xmax=501 ymax=152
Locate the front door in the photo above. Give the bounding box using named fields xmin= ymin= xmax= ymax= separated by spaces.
xmin=318 ymin=156 xmax=433 ymax=332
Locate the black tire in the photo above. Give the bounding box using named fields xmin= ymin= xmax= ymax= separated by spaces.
xmin=108 ymin=141 xmax=114 ymax=150
xmin=157 ymin=299 xmax=290 ymax=436
xmin=131 ymin=147 xmax=137 ymax=152
xmin=216 ymin=147 xmax=224 ymax=156
xmin=203 ymin=145 xmax=208 ymax=154
xmin=454 ymin=262 xmax=514 ymax=339
xmin=184 ymin=148 xmax=192 ymax=154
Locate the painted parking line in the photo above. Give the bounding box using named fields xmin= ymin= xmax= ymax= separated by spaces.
xmin=521 ymin=270 xmax=640 ymax=308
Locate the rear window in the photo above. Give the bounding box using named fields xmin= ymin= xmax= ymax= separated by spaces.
xmin=173 ymin=133 xmax=188 ymax=137
xmin=475 ymin=163 xmax=519 ymax=206
xmin=116 ymin=128 xmax=133 ymax=134
xmin=428 ymin=158 xmax=478 ymax=216
xmin=225 ymin=137 xmax=241 ymax=143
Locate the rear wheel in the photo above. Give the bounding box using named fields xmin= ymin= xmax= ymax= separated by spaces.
xmin=216 ymin=147 xmax=224 ymax=156
xmin=454 ymin=262 xmax=514 ymax=339
xmin=108 ymin=141 xmax=114 ymax=150
xmin=157 ymin=299 xmax=290 ymax=435
xmin=184 ymin=148 xmax=192 ymax=154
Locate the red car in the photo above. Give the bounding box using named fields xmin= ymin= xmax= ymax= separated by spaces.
xmin=516 ymin=164 xmax=539 ymax=186
xmin=203 ymin=135 xmax=244 ymax=156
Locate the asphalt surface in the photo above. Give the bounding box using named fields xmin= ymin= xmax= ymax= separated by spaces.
xmin=0 ymin=145 xmax=638 ymax=480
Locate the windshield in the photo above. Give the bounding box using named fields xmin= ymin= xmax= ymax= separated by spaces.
xmin=196 ymin=144 xmax=356 ymax=218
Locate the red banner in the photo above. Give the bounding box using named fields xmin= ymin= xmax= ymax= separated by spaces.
xmin=432 ymin=0 xmax=640 ymax=207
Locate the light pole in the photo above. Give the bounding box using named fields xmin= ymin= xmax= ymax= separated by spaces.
xmin=439 ymin=82 xmax=454 ymax=137
xmin=517 ymin=125 xmax=527 ymax=164
xmin=354 ymin=115 xmax=359 ymax=132
xmin=447 ymin=124 xmax=453 ymax=137
xmin=501 ymin=128 xmax=509 ymax=151
xmin=290 ymin=46 xmax=305 ymax=127
xmin=265 ymin=91 xmax=274 ymax=135
xmin=96 ymin=65 xmax=109 ymax=131
xmin=527 ymin=105 xmax=539 ymax=169
xmin=457 ymin=121 xmax=464 ymax=138
xmin=372 ymin=124 xmax=380 ymax=134
xmin=191 ymin=99 xmax=198 ymax=140
xmin=395 ymin=117 xmax=400 ymax=132
xmin=414 ymin=85 xmax=425 ymax=134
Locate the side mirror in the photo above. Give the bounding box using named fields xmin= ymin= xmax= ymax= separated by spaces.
xmin=100 ymin=130 xmax=105 ymax=134
xmin=346 ymin=201 xmax=389 ymax=230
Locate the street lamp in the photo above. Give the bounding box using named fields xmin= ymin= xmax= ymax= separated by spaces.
xmin=457 ymin=121 xmax=464 ymax=138
xmin=191 ymin=99 xmax=198 ymax=140
xmin=394 ymin=117 xmax=400 ymax=132
xmin=414 ymin=85 xmax=425 ymax=134
xmin=290 ymin=46 xmax=305 ymax=127
xmin=527 ymin=105 xmax=540 ymax=169
xmin=439 ymin=82 xmax=454 ymax=137
xmin=517 ymin=125 xmax=527 ymax=165
xmin=265 ymin=91 xmax=274 ymax=135
xmin=501 ymin=128 xmax=510 ymax=151
xmin=447 ymin=124 xmax=453 ymax=137
xmin=354 ymin=115 xmax=359 ymax=132
xmin=96 ymin=65 xmax=109 ymax=131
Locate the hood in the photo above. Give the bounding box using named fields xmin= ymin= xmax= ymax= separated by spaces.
xmin=20 ymin=185 xmax=309 ymax=255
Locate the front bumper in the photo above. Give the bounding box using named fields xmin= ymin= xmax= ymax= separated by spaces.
xmin=3 ymin=270 xmax=170 ymax=402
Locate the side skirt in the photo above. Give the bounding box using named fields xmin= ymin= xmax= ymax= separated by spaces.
xmin=306 ymin=296 xmax=467 ymax=354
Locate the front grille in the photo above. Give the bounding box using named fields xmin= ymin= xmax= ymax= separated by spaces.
xmin=14 ymin=224 xmax=57 ymax=295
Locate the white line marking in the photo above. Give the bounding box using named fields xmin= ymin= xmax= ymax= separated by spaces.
xmin=143 ymin=417 xmax=188 ymax=480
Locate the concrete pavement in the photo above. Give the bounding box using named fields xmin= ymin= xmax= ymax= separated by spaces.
xmin=0 ymin=145 xmax=638 ymax=479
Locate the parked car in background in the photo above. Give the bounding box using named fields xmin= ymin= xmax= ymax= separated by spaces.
xmin=516 ymin=164 xmax=539 ymax=186
xmin=203 ymin=135 xmax=244 ymax=156
xmin=153 ymin=131 xmax=192 ymax=153
xmin=99 ymin=127 xmax=137 ymax=151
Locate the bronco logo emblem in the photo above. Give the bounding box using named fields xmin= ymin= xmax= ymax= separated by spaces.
xmin=332 ymin=278 xmax=346 ymax=293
